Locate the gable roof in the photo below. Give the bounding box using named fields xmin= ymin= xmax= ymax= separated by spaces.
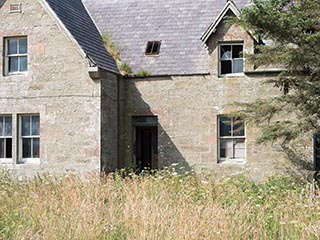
xmin=201 ymin=0 xmax=241 ymax=43
xmin=83 ymin=0 xmax=250 ymax=76
xmin=45 ymin=0 xmax=119 ymax=74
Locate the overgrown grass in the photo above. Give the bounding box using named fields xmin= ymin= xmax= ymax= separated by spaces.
xmin=0 ymin=171 xmax=319 ymax=239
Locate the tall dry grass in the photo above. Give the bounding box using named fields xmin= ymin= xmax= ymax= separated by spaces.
xmin=0 ymin=171 xmax=320 ymax=239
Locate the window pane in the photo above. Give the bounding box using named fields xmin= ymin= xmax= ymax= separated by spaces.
xmin=22 ymin=116 xmax=31 ymax=136
xmin=0 ymin=139 xmax=4 ymax=158
xmin=234 ymin=139 xmax=245 ymax=158
xmin=220 ymin=45 xmax=231 ymax=60
xmin=6 ymin=138 xmax=12 ymax=158
xmin=219 ymin=117 xmax=231 ymax=136
xmin=233 ymin=59 xmax=243 ymax=73
xmin=0 ymin=117 xmax=3 ymax=136
xmin=4 ymin=117 xmax=12 ymax=136
xmin=32 ymin=115 xmax=40 ymax=136
xmin=19 ymin=38 xmax=27 ymax=54
xmin=22 ymin=138 xmax=31 ymax=158
xmin=9 ymin=57 xmax=19 ymax=72
xmin=19 ymin=56 xmax=28 ymax=72
xmin=146 ymin=42 xmax=153 ymax=54
xmin=152 ymin=42 xmax=160 ymax=53
xmin=32 ymin=138 xmax=40 ymax=158
xmin=220 ymin=139 xmax=233 ymax=159
xmin=8 ymin=39 xmax=18 ymax=55
xmin=232 ymin=45 xmax=243 ymax=58
xmin=221 ymin=60 xmax=232 ymax=74
xmin=233 ymin=118 xmax=245 ymax=136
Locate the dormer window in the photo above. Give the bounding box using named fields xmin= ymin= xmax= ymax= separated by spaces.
xmin=219 ymin=43 xmax=243 ymax=75
xmin=145 ymin=41 xmax=161 ymax=55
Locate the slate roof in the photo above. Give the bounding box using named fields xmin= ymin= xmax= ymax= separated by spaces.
xmin=45 ymin=0 xmax=119 ymax=74
xmin=83 ymin=0 xmax=250 ymax=76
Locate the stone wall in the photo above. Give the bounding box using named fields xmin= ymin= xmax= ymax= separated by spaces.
xmin=101 ymin=71 xmax=119 ymax=172
xmin=120 ymin=20 xmax=314 ymax=180
xmin=0 ymin=0 xmax=103 ymax=175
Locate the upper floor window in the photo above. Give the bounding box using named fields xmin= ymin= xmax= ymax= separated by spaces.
xmin=145 ymin=41 xmax=161 ymax=55
xmin=219 ymin=43 xmax=243 ymax=75
xmin=4 ymin=37 xmax=28 ymax=75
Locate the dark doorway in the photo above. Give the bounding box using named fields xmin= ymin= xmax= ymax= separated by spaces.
xmin=133 ymin=116 xmax=158 ymax=171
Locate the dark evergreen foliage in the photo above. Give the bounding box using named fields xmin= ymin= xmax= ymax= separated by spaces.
xmin=236 ymin=0 xmax=320 ymax=143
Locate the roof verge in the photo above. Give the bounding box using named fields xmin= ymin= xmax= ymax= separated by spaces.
xmin=201 ymin=0 xmax=240 ymax=43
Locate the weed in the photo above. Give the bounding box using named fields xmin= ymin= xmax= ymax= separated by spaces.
xmin=119 ymin=63 xmax=133 ymax=74
xmin=135 ymin=69 xmax=150 ymax=77
xmin=102 ymin=35 xmax=120 ymax=61
xmin=0 ymin=172 xmax=319 ymax=239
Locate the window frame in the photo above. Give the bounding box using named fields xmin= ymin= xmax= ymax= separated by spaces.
xmin=18 ymin=114 xmax=40 ymax=164
xmin=218 ymin=116 xmax=246 ymax=163
xmin=4 ymin=36 xmax=28 ymax=75
xmin=218 ymin=42 xmax=244 ymax=76
xmin=0 ymin=115 xmax=12 ymax=163
xmin=145 ymin=41 xmax=161 ymax=55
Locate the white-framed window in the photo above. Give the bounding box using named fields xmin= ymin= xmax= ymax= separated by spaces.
xmin=0 ymin=116 xmax=12 ymax=163
xmin=19 ymin=114 xmax=40 ymax=164
xmin=4 ymin=37 xmax=28 ymax=75
xmin=218 ymin=116 xmax=245 ymax=162
xmin=219 ymin=43 xmax=243 ymax=75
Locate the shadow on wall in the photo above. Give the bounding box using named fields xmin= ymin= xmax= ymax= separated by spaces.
xmin=158 ymin=124 xmax=192 ymax=173
xmin=281 ymin=144 xmax=313 ymax=177
xmin=121 ymin=76 xmax=192 ymax=174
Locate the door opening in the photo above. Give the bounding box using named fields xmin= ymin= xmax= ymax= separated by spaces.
xmin=133 ymin=116 xmax=158 ymax=171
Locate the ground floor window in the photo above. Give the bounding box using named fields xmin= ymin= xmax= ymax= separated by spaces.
xmin=0 ymin=116 xmax=12 ymax=162
xmin=218 ymin=116 xmax=245 ymax=162
xmin=20 ymin=114 xmax=40 ymax=163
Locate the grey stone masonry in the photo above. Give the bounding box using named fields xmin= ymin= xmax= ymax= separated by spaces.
xmin=0 ymin=0 xmax=118 ymax=176
xmin=119 ymin=19 xmax=314 ymax=180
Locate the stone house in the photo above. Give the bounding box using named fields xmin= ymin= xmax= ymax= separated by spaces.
xmin=0 ymin=0 xmax=119 ymax=175
xmin=0 ymin=0 xmax=316 ymax=178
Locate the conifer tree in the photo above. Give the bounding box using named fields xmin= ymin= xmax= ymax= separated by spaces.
xmin=236 ymin=0 xmax=320 ymax=143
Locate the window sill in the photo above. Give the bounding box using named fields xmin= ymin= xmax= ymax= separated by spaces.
xmin=4 ymin=71 xmax=28 ymax=77
xmin=219 ymin=159 xmax=246 ymax=164
xmin=0 ymin=159 xmax=13 ymax=164
xmin=18 ymin=158 xmax=40 ymax=164
xmin=219 ymin=72 xmax=245 ymax=78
